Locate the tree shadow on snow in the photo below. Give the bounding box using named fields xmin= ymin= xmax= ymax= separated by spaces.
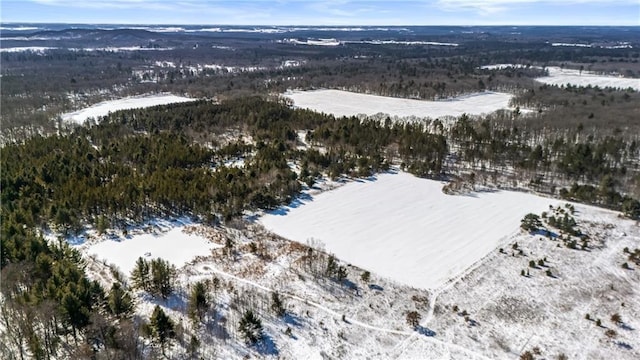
xmin=283 ymin=313 xmax=303 ymax=328
xmin=368 ymin=284 xmax=384 ymax=291
xmin=342 ymin=278 xmax=359 ymax=291
xmin=531 ymin=229 xmax=558 ymax=238
xmin=616 ymin=341 xmax=633 ymax=350
xmin=415 ymin=325 xmax=436 ymax=337
xmin=268 ymin=192 xmax=313 ymax=216
xmin=256 ymin=334 xmax=279 ymax=356
xmin=620 ymin=323 xmax=635 ymax=331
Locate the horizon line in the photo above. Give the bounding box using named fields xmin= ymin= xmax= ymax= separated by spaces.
xmin=2 ymin=21 xmax=639 ymax=27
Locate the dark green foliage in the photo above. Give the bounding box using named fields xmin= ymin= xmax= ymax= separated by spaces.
xmin=326 ymin=255 xmax=338 ymax=277
xmin=325 ymin=254 xmax=348 ymax=283
xmin=131 ymin=257 xmax=176 ymax=298
xmin=131 ymin=257 xmax=151 ymax=291
xmin=107 ymin=283 xmax=134 ymax=318
xmin=271 ymin=291 xmax=286 ymax=317
xmin=150 ymin=258 xmax=177 ymax=299
xmin=521 ymin=213 xmax=542 ymax=232
xmin=188 ymin=281 xmax=209 ymax=324
xmin=238 ymin=310 xmax=264 ymax=345
xmin=149 ymin=305 xmax=175 ymax=354
xmin=360 ymin=271 xmax=371 ymax=283
xmin=546 ymin=211 xmax=580 ymax=236
xmin=560 ymin=182 xmax=640 ymax=220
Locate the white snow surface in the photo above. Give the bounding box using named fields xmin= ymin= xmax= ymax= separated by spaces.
xmin=61 ymin=94 xmax=197 ymax=124
xmin=481 ymin=64 xmax=640 ymax=91
xmin=0 ymin=46 xmax=57 ymax=53
xmin=284 ymin=89 xmax=513 ymax=119
xmin=87 ymin=226 xmax=218 ymax=274
xmin=536 ymin=66 xmax=640 ymax=90
xmin=260 ymin=171 xmax=558 ymax=289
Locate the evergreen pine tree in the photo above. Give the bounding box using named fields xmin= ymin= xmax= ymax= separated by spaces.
xmin=238 ymin=310 xmax=263 ymax=345
xmin=149 ymin=305 xmax=175 ymax=355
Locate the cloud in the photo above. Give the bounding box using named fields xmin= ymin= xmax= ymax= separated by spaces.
xmin=437 ymin=0 xmax=637 ymax=14
xmin=30 ymin=0 xmax=176 ymax=10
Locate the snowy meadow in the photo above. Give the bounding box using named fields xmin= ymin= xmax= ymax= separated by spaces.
xmin=283 ymin=89 xmax=514 ymax=119
xmin=260 ymin=171 xmax=560 ymax=289
xmin=61 ymin=93 xmax=196 ymax=124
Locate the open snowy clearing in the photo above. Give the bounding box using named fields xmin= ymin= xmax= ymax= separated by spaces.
xmin=283 ymin=89 xmax=514 ymax=119
xmin=260 ymin=171 xmax=559 ymax=289
xmin=536 ymin=67 xmax=640 ymax=90
xmin=61 ymin=93 xmax=197 ymax=124
xmin=481 ymin=64 xmax=640 ymax=91
xmin=86 ymin=225 xmax=220 ymax=274
xmin=429 ymin=204 xmax=640 ymax=359
xmin=0 ymin=46 xmax=58 ymax=53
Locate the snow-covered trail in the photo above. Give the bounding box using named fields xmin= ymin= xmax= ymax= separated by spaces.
xmin=200 ymin=264 xmax=493 ymax=360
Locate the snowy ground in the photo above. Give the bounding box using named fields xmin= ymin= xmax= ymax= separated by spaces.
xmin=68 ymin=173 xmax=639 ymax=359
xmin=260 ymin=171 xmax=559 ymax=289
xmin=283 ymin=89 xmax=514 ymax=119
xmin=481 ymin=64 xmax=640 ymax=91
xmin=429 ymin=204 xmax=640 ymax=359
xmin=85 ymin=221 xmax=221 ymax=275
xmin=536 ymin=67 xmax=640 ymax=91
xmin=61 ymin=93 xmax=197 ymax=124
xmin=0 ymin=46 xmax=57 ymax=53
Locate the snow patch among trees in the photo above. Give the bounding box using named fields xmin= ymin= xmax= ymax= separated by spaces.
xmin=283 ymin=89 xmax=514 ymax=119
xmin=61 ymin=94 xmax=197 ymax=124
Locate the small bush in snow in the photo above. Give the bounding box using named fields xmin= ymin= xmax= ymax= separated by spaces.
xmin=611 ymin=313 xmax=622 ymax=324
xmin=360 ymin=271 xmax=371 ymax=283
xmin=546 ymin=269 xmax=553 ymax=277
xmin=406 ymin=311 xmax=421 ymax=328
xmin=520 ymin=350 xmax=534 ymax=360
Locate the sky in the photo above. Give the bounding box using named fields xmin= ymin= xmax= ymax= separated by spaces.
xmin=1 ymin=0 xmax=639 ymax=26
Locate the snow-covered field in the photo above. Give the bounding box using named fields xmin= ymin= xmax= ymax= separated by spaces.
xmin=283 ymin=89 xmax=513 ymax=119
xmin=481 ymin=64 xmax=640 ymax=91
xmin=536 ymin=67 xmax=640 ymax=91
xmin=260 ymin=171 xmax=558 ymax=289
xmin=0 ymin=46 xmax=57 ymax=53
xmin=61 ymin=93 xmax=197 ymax=124
xmin=86 ymin=224 xmax=220 ymax=274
